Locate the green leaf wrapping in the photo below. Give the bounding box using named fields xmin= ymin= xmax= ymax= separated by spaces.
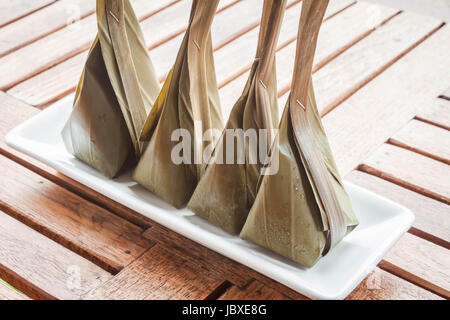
xmin=62 ymin=0 xmax=160 ymax=177
xmin=187 ymin=0 xmax=286 ymax=234
xmin=240 ymin=0 xmax=359 ymax=268
xmin=133 ymin=0 xmax=223 ymax=208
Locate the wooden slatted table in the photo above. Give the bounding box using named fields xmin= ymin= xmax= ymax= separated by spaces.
xmin=0 ymin=0 xmax=448 ymax=300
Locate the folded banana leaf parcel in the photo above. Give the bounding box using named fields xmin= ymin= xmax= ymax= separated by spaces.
xmin=240 ymin=0 xmax=359 ymax=268
xmin=62 ymin=0 xmax=160 ymax=178
xmin=188 ymin=0 xmax=287 ymax=235
xmin=133 ymin=0 xmax=223 ymax=208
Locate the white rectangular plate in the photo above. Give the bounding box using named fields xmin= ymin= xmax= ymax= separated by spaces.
xmin=5 ymin=95 xmax=414 ymax=300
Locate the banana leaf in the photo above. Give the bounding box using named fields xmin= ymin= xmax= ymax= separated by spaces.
xmin=62 ymin=0 xmax=160 ymax=178
xmin=133 ymin=0 xmax=223 ymax=208
xmin=240 ymin=0 xmax=359 ymax=268
xmin=187 ymin=0 xmax=287 ymax=234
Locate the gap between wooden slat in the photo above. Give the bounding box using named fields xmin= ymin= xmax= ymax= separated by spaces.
xmin=1 ymin=2 xmax=446 ymax=298
xmin=320 ymin=21 xmax=445 ymax=117
xmin=388 ymin=138 xmax=450 ymax=165
xmin=204 ymin=281 xmax=233 ymax=300
xmin=1 ymin=0 xmax=242 ymax=94
xmin=408 ymin=227 xmax=450 ymax=251
xmin=358 ymin=163 xmax=450 ymax=205
xmin=217 ymin=0 xmax=242 ymax=14
xmin=0 ymin=0 xmax=56 ymax=29
xmin=0 ymin=197 xmax=123 ymax=275
xmin=0 ymin=3 xmax=96 ymax=59
xmin=0 ymin=263 xmax=55 ymax=300
xmin=137 ymin=0 xmax=182 ymax=22
xmin=220 ymin=0 xmax=360 ymax=92
xmin=415 ymin=115 xmax=450 ymax=131
xmin=0 ymin=0 xmax=201 ymax=91
xmin=32 ymin=0 xmax=293 ymax=108
xmin=214 ymin=0 xmax=301 ymax=52
xmin=276 ymin=8 xmax=400 ymax=99
xmin=0 ymin=142 xmax=152 ymax=230
xmin=378 ymin=260 xmax=450 ymax=299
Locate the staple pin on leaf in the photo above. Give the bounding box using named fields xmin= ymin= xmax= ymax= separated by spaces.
xmin=193 ymin=39 xmax=200 ymax=50
xmin=259 ymin=79 xmax=267 ymax=89
xmin=109 ymin=11 xmax=120 ymax=23
xmin=296 ymin=99 xmax=306 ymax=111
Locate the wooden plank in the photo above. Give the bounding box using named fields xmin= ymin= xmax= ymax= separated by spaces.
xmin=381 ymin=233 xmax=450 ymax=298
xmin=323 ymin=25 xmax=450 ymax=176
xmin=140 ymin=0 xmax=237 ymax=49
xmin=215 ymin=0 xmax=356 ymax=89
xmin=0 ymin=14 xmax=96 ymax=90
xmin=360 ymin=143 xmax=450 ymax=204
xmin=6 ymin=0 xmax=243 ymax=107
xmin=150 ymin=0 xmax=266 ymax=81
xmin=140 ymin=0 xmax=192 ymax=49
xmin=142 ymin=225 xmax=252 ymax=288
xmin=0 ymin=210 xmax=111 ymax=300
xmin=346 ymin=171 xmax=450 ymax=247
xmin=219 ymin=1 xmax=399 ymax=116
xmin=0 ymin=152 xmax=154 ymax=274
xmin=0 ymin=0 xmax=96 ymax=58
xmin=0 ymin=92 xmax=153 ymax=229
xmin=84 ymin=245 xmax=224 ymax=300
xmin=416 ymin=98 xmax=450 ymax=131
xmin=347 ymin=267 xmax=443 ymax=300
xmin=218 ymin=280 xmax=291 ymax=300
xmin=1 ymin=109 xmax=440 ymax=301
xmin=218 ymin=266 xmax=441 ymax=300
xmin=389 ymin=119 xmax=450 ymax=164
xmin=0 ymin=280 xmax=29 ymax=300
xmin=142 ymin=223 xmax=437 ymax=300
xmin=7 ymin=52 xmax=89 ymax=107
xmin=0 ymin=0 xmax=186 ymax=91
xmin=313 ymin=11 xmax=442 ymax=116
xmin=0 ymin=0 xmax=55 ymax=28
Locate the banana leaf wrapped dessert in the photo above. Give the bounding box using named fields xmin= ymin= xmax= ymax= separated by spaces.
xmin=133 ymin=0 xmax=223 ymax=208
xmin=62 ymin=0 xmax=160 ymax=178
xmin=240 ymin=0 xmax=359 ymax=268
xmin=187 ymin=0 xmax=287 ymax=234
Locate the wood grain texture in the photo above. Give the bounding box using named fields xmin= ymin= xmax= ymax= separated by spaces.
xmin=416 ymin=98 xmax=450 ymax=131
xmin=314 ymin=11 xmax=442 ymax=116
xmin=360 ymin=144 xmax=450 ymax=204
xmin=0 ymin=0 xmax=55 ymax=28
xmin=0 ymin=0 xmax=448 ymax=301
xmin=382 ymin=233 xmax=450 ymax=298
xmin=216 ymin=0 xmax=356 ymax=89
xmin=0 ymin=210 xmax=111 ymax=300
xmin=0 ymin=92 xmax=153 ymax=229
xmin=389 ymin=119 xmax=450 ymax=164
xmin=142 ymin=225 xmax=252 ymax=288
xmin=0 ymin=13 xmax=96 ymax=90
xmin=0 ymin=154 xmax=154 ymax=274
xmin=346 ymin=171 xmax=450 ymax=247
xmin=0 ymin=280 xmax=30 ymax=300
xmin=85 ymin=245 xmax=224 ymax=300
xmin=0 ymin=0 xmax=183 ymax=91
xmin=219 ymin=280 xmax=291 ymax=300
xmin=220 ymin=1 xmax=399 ymax=117
xmin=6 ymin=0 xmax=241 ymax=107
xmin=0 ymin=0 xmax=96 ymax=58
xmin=323 ymin=25 xmax=450 ymax=176
xmin=440 ymin=87 xmax=450 ymax=100
xmin=7 ymin=52 xmax=88 ymax=107
xmin=347 ymin=267 xmax=443 ymax=300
